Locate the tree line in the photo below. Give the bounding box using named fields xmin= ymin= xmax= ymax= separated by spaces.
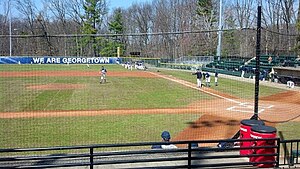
xmin=0 ymin=0 xmax=299 ymax=59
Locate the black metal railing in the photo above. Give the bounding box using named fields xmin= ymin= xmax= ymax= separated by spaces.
xmin=0 ymin=138 xmax=299 ymax=169
xmin=281 ymin=139 xmax=300 ymax=167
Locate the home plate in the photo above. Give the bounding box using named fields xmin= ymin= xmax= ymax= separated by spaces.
xmin=239 ymin=102 xmax=274 ymax=109
xmin=227 ymin=106 xmax=265 ymax=113
xmin=226 ymin=102 xmax=273 ymax=113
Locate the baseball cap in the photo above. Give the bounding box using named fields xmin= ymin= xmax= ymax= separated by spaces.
xmin=161 ymin=131 xmax=171 ymax=140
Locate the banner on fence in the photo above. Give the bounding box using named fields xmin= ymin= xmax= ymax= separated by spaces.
xmin=0 ymin=56 xmax=121 ymax=64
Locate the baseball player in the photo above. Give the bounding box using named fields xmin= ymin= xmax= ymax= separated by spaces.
xmin=192 ymin=69 xmax=202 ymax=88
xmin=151 ymin=131 xmax=177 ymax=149
xmin=215 ymin=71 xmax=219 ymax=86
xmin=100 ymin=66 xmax=107 ymax=84
xmin=205 ymin=72 xmax=211 ymax=87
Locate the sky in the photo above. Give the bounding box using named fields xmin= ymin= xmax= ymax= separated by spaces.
xmin=109 ymin=0 xmax=149 ymax=10
xmin=0 ymin=0 xmax=150 ymax=16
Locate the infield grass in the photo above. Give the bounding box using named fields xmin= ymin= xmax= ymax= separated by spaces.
xmin=0 ymin=75 xmax=212 ymax=112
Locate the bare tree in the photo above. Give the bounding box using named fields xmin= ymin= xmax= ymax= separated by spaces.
xmin=15 ymin=0 xmax=37 ymax=35
xmin=262 ymin=0 xmax=281 ymax=55
xmin=1 ymin=0 xmax=299 ymax=57
xmin=14 ymin=0 xmax=40 ymax=55
xmin=48 ymin=0 xmax=68 ymax=33
xmin=48 ymin=0 xmax=70 ymax=56
xmin=0 ymin=1 xmax=10 ymax=55
xmin=296 ymin=0 xmax=300 ymax=54
xmin=124 ymin=2 xmax=153 ymax=55
xmin=280 ymin=0 xmax=296 ymax=51
xmin=231 ymin=0 xmax=255 ymax=57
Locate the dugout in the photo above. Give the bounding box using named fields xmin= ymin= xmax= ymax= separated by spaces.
xmin=273 ymin=67 xmax=300 ymax=85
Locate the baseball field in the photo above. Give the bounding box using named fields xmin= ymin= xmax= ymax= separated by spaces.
xmin=0 ymin=64 xmax=299 ymax=149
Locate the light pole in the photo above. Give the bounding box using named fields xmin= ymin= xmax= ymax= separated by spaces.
xmin=216 ymin=0 xmax=223 ymax=61
xmin=9 ymin=0 xmax=12 ymax=56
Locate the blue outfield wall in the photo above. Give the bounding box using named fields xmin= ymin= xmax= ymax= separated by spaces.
xmin=0 ymin=56 xmax=121 ymax=64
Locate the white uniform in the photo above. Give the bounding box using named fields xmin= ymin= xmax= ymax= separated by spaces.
xmin=161 ymin=144 xmax=177 ymax=149
xmin=100 ymin=68 xmax=107 ymax=83
xmin=287 ymin=81 xmax=295 ymax=88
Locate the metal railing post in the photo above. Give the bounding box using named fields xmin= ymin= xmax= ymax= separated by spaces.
xmin=90 ymin=147 xmax=94 ymax=169
xmin=290 ymin=142 xmax=294 ymax=166
xmin=188 ymin=142 xmax=192 ymax=169
xmin=276 ymin=138 xmax=280 ymax=168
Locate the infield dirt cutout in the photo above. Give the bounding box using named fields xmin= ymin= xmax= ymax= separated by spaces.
xmin=1 ymin=70 xmax=300 ymax=144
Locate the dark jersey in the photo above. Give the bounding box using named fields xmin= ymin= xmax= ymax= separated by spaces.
xmin=215 ymin=72 xmax=218 ymax=77
xmin=206 ymin=73 xmax=210 ymax=78
xmin=193 ymin=71 xmax=202 ymax=79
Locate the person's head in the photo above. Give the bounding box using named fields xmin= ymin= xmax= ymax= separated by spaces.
xmin=161 ymin=131 xmax=171 ymax=142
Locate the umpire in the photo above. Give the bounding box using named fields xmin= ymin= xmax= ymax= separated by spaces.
xmin=192 ymin=69 xmax=202 ymax=88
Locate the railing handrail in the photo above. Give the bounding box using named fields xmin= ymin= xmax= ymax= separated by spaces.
xmin=0 ymin=138 xmax=299 ymax=169
xmin=0 ymin=138 xmax=280 ymax=153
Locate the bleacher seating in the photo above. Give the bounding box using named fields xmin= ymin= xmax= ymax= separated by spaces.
xmin=157 ymin=55 xmax=298 ymax=80
xmin=204 ymin=55 xmax=299 ymax=79
xmin=206 ymin=58 xmax=245 ymax=71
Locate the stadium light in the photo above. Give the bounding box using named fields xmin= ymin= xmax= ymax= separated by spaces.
xmin=9 ymin=0 xmax=12 ymax=57
xmin=216 ymin=0 xmax=223 ymax=61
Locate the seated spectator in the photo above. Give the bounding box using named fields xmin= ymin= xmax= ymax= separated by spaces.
xmin=191 ymin=142 xmax=199 ymax=148
xmin=151 ymin=131 xmax=177 ymax=149
xmin=268 ymin=56 xmax=272 ymax=64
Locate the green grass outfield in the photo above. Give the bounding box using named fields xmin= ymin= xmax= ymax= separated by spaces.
xmin=0 ymin=114 xmax=201 ymax=148
xmin=0 ymin=64 xmax=296 ymax=149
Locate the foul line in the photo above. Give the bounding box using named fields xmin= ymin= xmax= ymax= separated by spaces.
xmin=226 ymin=102 xmax=274 ymax=113
xmin=149 ymin=72 xmax=241 ymax=104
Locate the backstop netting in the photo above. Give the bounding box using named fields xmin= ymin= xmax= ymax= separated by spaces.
xmin=0 ymin=27 xmax=299 ymax=151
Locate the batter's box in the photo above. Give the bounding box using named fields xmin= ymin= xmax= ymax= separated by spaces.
xmin=239 ymin=102 xmax=274 ymax=109
xmin=227 ymin=106 xmax=265 ymax=113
